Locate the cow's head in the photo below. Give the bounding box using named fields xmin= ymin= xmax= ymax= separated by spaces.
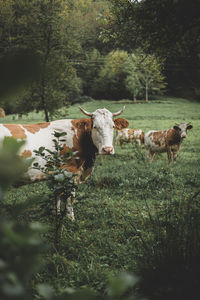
xmin=173 ymin=123 xmax=193 ymax=139
xmin=79 ymin=106 xmax=129 ymax=154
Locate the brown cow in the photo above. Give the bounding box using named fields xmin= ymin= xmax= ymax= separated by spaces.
xmin=144 ymin=123 xmax=193 ymax=164
xmin=0 ymin=106 xmax=129 ymax=219
xmin=115 ymin=128 xmax=144 ymax=147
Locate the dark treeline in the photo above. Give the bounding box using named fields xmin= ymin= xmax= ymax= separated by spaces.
xmin=107 ymin=0 xmax=200 ymax=100
xmin=0 ymin=0 xmax=199 ymax=120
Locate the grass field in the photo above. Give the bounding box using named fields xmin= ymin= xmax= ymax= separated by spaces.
xmin=3 ymin=97 xmax=200 ymax=298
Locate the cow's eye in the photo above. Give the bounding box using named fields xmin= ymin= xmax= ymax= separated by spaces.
xmin=93 ymin=126 xmax=96 ymax=129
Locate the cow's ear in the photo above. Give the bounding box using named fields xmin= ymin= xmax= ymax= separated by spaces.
xmin=187 ymin=124 xmax=193 ymax=130
xmin=74 ymin=119 xmax=92 ymax=131
xmin=84 ymin=118 xmax=92 ymax=131
xmin=173 ymin=125 xmax=180 ymax=131
xmin=114 ymin=118 xmax=129 ymax=130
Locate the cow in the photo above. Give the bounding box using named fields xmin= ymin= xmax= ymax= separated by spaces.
xmin=144 ymin=123 xmax=193 ymax=164
xmin=0 ymin=106 xmax=129 ymax=219
xmin=115 ymin=128 xmax=144 ymax=147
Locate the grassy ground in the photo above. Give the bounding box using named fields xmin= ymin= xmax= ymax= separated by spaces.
xmin=3 ymin=97 xmax=200 ymax=296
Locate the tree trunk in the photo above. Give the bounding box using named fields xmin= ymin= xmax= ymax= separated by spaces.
xmin=133 ymin=93 xmax=137 ymax=103
xmin=41 ymin=77 xmax=49 ymax=122
xmin=43 ymin=103 xmax=49 ymax=122
xmin=145 ymin=83 xmax=149 ymax=103
xmin=41 ymin=21 xmax=51 ymax=123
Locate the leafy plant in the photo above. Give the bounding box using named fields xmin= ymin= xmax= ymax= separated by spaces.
xmin=33 ymin=131 xmax=77 ymax=248
xmin=0 ymin=138 xmax=46 ymax=300
xmin=124 ymin=50 xmax=167 ymax=102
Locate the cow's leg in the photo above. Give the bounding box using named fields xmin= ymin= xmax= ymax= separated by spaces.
xmin=120 ymin=140 xmax=123 ymax=147
xmin=136 ymin=139 xmax=141 ymax=146
xmin=172 ymin=145 xmax=180 ymax=163
xmin=66 ymin=188 xmax=75 ymax=221
xmin=146 ymin=149 xmax=155 ymax=163
xmin=80 ymin=167 xmax=93 ymax=183
xmin=150 ymin=151 xmax=155 ymax=163
xmin=115 ymin=136 xmax=119 ymax=146
xmin=173 ymin=150 xmax=178 ymax=163
xmin=167 ymin=147 xmax=172 ymax=165
xmin=146 ymin=149 xmax=150 ymax=162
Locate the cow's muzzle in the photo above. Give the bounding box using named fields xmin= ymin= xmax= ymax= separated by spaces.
xmin=101 ymin=146 xmax=114 ymax=155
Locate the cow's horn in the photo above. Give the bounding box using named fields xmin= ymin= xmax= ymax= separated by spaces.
xmin=112 ymin=106 xmax=126 ymax=117
xmin=79 ymin=106 xmax=93 ymax=117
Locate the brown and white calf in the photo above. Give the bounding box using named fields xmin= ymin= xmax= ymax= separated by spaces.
xmin=115 ymin=128 xmax=144 ymax=147
xmin=144 ymin=123 xmax=193 ymax=164
xmin=0 ymin=106 xmax=129 ymax=219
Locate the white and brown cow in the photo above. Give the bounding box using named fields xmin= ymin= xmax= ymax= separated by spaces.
xmin=144 ymin=123 xmax=193 ymax=164
xmin=0 ymin=106 xmax=129 ymax=219
xmin=115 ymin=128 xmax=144 ymax=147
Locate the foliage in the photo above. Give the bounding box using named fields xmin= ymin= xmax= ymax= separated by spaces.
xmin=78 ymin=49 xmax=104 ymax=97
xmin=0 ymin=138 xmax=45 ymax=300
xmin=124 ymin=51 xmax=167 ymax=102
xmin=125 ymin=73 xmax=142 ymax=103
xmin=107 ymin=0 xmax=200 ymax=99
xmin=0 ymin=0 xmax=83 ymax=120
xmin=123 ymin=51 xmax=144 ymax=102
xmin=0 ymin=0 xmax=115 ymax=115
xmin=33 ymin=131 xmax=76 ymax=209
xmin=132 ymin=190 xmax=200 ymax=300
xmin=93 ymin=50 xmax=129 ymax=99
xmin=33 ymin=131 xmax=76 ymax=248
xmin=0 ymin=137 xmax=32 ymax=191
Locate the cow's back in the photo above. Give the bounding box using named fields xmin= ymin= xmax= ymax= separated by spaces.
xmin=0 ymin=120 xmax=76 ymax=181
xmin=144 ymin=130 xmax=168 ymax=152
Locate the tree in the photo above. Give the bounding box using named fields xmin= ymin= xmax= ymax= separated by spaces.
xmin=105 ymin=0 xmax=200 ymax=99
xmin=93 ymin=49 xmax=129 ymax=99
xmin=18 ymin=0 xmax=82 ymax=121
xmin=0 ymin=0 xmax=82 ymax=120
xmin=123 ymin=53 xmax=143 ymax=103
xmin=67 ymin=0 xmax=110 ymax=97
xmin=78 ymin=49 xmax=103 ymax=96
xmin=137 ymin=54 xmax=166 ymax=102
xmin=125 ymin=74 xmax=142 ymax=103
xmin=124 ymin=51 xmax=167 ymax=102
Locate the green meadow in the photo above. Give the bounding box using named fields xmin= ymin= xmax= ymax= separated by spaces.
xmin=3 ymin=97 xmax=200 ymax=297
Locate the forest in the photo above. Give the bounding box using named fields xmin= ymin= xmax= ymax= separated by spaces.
xmin=0 ymin=0 xmax=199 ymax=120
